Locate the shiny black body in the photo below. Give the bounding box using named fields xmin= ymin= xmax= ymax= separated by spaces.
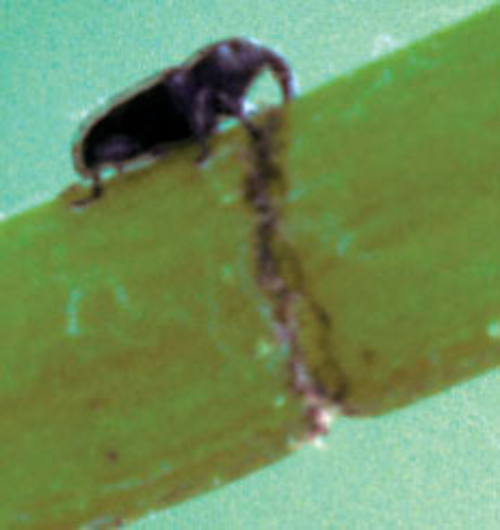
xmin=71 ymin=38 xmax=294 ymax=207
xmin=81 ymin=76 xmax=193 ymax=169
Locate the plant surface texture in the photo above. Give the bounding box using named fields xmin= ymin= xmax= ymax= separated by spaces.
xmin=1 ymin=5 xmax=500 ymax=528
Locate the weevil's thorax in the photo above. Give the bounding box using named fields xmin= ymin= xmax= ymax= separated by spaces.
xmin=190 ymin=40 xmax=265 ymax=99
xmin=162 ymin=68 xmax=197 ymax=109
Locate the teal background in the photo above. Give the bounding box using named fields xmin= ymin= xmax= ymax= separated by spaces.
xmin=3 ymin=1 xmax=500 ymax=528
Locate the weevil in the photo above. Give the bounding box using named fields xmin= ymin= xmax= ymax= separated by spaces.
xmin=71 ymin=38 xmax=295 ymax=207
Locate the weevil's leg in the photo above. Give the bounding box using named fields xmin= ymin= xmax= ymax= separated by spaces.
xmin=261 ymin=48 xmax=296 ymax=102
xmin=218 ymin=92 xmax=260 ymax=140
xmin=196 ymin=135 xmax=210 ymax=165
xmin=71 ymin=171 xmax=103 ymax=208
xmin=191 ymin=88 xmax=218 ymax=164
xmin=236 ymin=107 xmax=260 ymax=139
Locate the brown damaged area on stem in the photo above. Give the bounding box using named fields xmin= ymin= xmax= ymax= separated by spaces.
xmin=243 ymin=108 xmax=349 ymax=441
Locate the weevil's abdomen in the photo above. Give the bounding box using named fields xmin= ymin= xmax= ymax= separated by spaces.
xmin=77 ymin=81 xmax=194 ymax=173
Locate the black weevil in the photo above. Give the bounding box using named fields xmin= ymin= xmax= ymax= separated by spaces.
xmin=71 ymin=38 xmax=295 ymax=207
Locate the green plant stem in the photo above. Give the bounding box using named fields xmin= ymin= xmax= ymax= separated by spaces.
xmin=1 ymin=5 xmax=500 ymax=528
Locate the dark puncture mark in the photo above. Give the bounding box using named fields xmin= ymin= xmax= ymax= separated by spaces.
xmin=243 ymin=109 xmax=348 ymax=441
xmin=86 ymin=397 xmax=108 ymax=410
xmin=105 ymin=449 xmax=120 ymax=463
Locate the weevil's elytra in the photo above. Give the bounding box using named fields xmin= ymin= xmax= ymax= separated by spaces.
xmin=71 ymin=38 xmax=295 ymax=207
